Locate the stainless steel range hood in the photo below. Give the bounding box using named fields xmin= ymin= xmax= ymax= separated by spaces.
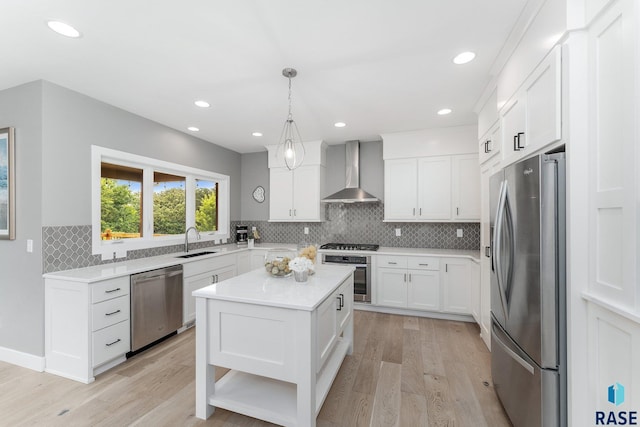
xmin=322 ymin=141 xmax=380 ymax=203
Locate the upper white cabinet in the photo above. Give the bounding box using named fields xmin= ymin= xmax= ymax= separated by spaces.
xmin=384 ymin=154 xmax=479 ymax=222
xmin=452 ymin=154 xmax=481 ymax=220
xmin=501 ymin=46 xmax=562 ymax=165
xmin=478 ymin=121 xmax=501 ymax=164
xmin=266 ymin=141 xmax=326 ymax=222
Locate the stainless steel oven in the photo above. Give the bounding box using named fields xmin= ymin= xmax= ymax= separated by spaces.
xmin=322 ymin=254 xmax=371 ymax=303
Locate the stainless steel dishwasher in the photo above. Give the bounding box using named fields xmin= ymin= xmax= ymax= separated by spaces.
xmin=130 ymin=265 xmax=183 ymax=352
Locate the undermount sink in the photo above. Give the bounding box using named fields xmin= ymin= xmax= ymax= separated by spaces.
xmin=175 ymin=251 xmax=216 ymax=259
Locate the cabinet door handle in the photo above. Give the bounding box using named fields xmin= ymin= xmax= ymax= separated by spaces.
xmin=388 ymin=262 xmax=397 ymax=265
xmin=486 ymin=140 xmax=492 ymax=153
xmin=105 ymin=338 xmax=121 ymax=347
xmin=513 ymin=135 xmax=519 ymax=151
xmin=105 ymin=309 xmax=121 ymax=316
xmin=293 ymin=209 xmax=296 ymax=216
xmin=404 ymin=273 xmax=407 ymax=282
xmin=408 ymin=273 xmax=412 ymax=282
xmin=485 ymin=246 xmax=491 ymax=257
xmin=445 ymin=264 xmax=448 ymax=273
xmin=336 ymin=295 xmax=343 ymax=311
xmin=339 ymin=293 xmax=344 ymax=308
xmin=517 ymin=132 xmax=525 ymax=149
xmin=419 ymin=208 xmax=422 ymax=216
xmin=215 ymin=274 xmax=219 ymax=283
xmin=456 ymin=207 xmax=459 ymax=216
xmin=413 ymin=207 xmax=416 ymax=216
xmin=105 ymin=288 xmax=121 ymax=294
xmin=418 ymin=263 xmax=428 ymax=266
xmin=289 ymin=209 xmax=292 ymax=217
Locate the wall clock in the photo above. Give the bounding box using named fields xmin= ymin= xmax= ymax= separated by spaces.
xmin=252 ymin=186 xmax=265 ymax=203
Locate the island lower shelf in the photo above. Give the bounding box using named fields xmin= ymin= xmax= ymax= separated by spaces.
xmin=208 ymin=338 xmax=351 ymax=426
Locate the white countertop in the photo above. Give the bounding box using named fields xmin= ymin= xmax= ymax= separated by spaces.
xmin=319 ymin=247 xmax=480 ymax=262
xmin=42 ymin=242 xmax=478 ymax=283
xmin=193 ymin=264 xmax=355 ymax=311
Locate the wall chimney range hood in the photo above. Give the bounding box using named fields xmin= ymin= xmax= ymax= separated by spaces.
xmin=322 ymin=141 xmax=380 ymax=203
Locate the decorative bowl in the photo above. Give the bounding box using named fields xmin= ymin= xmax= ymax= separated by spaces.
xmin=264 ymin=248 xmax=296 ymax=277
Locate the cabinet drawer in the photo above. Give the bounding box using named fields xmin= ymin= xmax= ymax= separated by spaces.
xmin=92 ymin=277 xmax=130 ymax=304
xmin=407 ymin=257 xmax=440 ymax=270
xmin=92 ymin=295 xmax=130 ymax=332
xmin=183 ymin=254 xmax=236 ymax=277
xmin=92 ymin=320 xmax=130 ymax=367
xmin=377 ymin=255 xmax=407 ymax=268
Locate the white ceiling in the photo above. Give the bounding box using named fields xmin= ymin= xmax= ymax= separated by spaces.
xmin=2 ymin=0 xmax=528 ymax=153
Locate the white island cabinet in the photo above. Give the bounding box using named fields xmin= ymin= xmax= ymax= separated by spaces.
xmin=194 ymin=264 xmax=354 ymax=426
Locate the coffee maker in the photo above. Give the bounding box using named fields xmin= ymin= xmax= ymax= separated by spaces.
xmin=235 ymin=225 xmax=248 ymax=246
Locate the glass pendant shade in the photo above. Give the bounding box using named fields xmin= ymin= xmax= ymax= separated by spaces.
xmin=277 ymin=68 xmax=305 ymax=170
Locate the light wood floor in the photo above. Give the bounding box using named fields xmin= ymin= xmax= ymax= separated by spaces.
xmin=0 ymin=311 xmax=511 ymax=426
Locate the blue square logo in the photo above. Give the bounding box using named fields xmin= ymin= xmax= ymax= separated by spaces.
xmin=608 ymin=383 xmax=625 ymax=406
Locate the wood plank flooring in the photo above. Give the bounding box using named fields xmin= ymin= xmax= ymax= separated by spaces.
xmin=0 ymin=311 xmax=511 ymax=426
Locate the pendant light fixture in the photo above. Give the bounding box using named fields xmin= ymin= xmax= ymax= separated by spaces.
xmin=277 ymin=67 xmax=305 ymax=170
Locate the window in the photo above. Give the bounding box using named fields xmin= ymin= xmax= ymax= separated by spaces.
xmin=92 ymin=146 xmax=230 ymax=257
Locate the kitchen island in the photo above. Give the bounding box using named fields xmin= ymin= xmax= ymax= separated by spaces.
xmin=193 ymin=264 xmax=355 ymax=426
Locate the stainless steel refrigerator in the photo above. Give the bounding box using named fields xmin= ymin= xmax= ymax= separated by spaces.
xmin=489 ymin=152 xmax=566 ymax=427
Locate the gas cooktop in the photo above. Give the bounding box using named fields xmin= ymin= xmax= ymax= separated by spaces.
xmin=319 ymin=243 xmax=380 ymax=251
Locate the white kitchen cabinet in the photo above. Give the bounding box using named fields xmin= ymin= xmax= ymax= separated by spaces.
xmin=452 ymin=154 xmax=480 ymax=220
xmin=269 ymin=165 xmax=325 ymax=221
xmin=266 ymin=140 xmax=326 ymax=222
xmin=45 ymin=276 xmax=131 ymax=383
xmin=417 ymin=157 xmax=452 ymax=220
xmin=383 ymin=158 xmax=418 ymax=220
xmin=236 ymin=251 xmax=251 ymax=275
xmin=442 ymin=258 xmax=473 ymax=315
xmin=183 ymin=254 xmax=237 ymax=325
xmin=501 ymin=45 xmax=562 ymax=166
xmin=384 ymin=154 xmax=479 ymax=222
xmin=478 ymin=121 xmax=501 ymax=164
xmin=376 ymin=255 xmax=441 ymax=311
xmin=317 ymin=276 xmax=353 ymax=371
xmin=249 ymin=249 xmax=268 ymax=270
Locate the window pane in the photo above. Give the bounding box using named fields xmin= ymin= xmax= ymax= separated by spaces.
xmin=195 ymin=179 xmax=218 ymax=232
xmin=153 ymin=172 xmax=186 ymax=236
xmin=100 ymin=163 xmax=142 ymax=240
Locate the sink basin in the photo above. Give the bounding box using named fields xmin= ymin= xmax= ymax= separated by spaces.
xmin=175 ymin=251 xmax=216 ymax=259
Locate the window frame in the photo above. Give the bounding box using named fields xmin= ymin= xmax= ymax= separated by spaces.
xmin=91 ymin=145 xmax=230 ymax=258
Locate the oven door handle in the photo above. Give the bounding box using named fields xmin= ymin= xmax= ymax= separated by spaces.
xmin=323 ymin=262 xmax=368 ymax=268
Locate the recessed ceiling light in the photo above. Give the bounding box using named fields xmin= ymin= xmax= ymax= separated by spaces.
xmin=252 ymin=132 xmax=263 ymax=137
xmin=47 ymin=21 xmax=81 ymax=38
xmin=334 ymin=122 xmax=346 ymax=128
xmin=453 ymin=51 xmax=476 ymax=65
xmin=188 ymin=127 xmax=199 ymax=132
xmin=437 ymin=108 xmax=452 ymax=115
xmin=194 ymin=100 xmax=210 ymax=108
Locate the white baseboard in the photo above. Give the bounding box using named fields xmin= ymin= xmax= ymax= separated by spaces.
xmin=0 ymin=346 xmax=45 ymax=372
xmin=354 ymin=303 xmax=476 ymax=323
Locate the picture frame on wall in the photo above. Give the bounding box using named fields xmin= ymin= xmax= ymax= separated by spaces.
xmin=0 ymin=127 xmax=15 ymax=240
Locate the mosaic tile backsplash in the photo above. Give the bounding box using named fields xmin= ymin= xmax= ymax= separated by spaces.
xmin=43 ymin=203 xmax=479 ymax=273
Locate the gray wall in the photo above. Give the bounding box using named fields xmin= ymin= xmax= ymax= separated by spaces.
xmin=0 ymin=80 xmax=242 ymax=359
xmin=0 ymin=82 xmax=44 ymax=356
xmin=240 ymin=151 xmax=269 ymax=221
xmin=41 ymin=81 xmax=242 ymax=225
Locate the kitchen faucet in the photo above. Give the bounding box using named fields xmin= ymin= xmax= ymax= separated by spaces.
xmin=184 ymin=226 xmax=200 ymax=253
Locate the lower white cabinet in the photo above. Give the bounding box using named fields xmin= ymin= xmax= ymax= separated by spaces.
xmin=441 ymin=257 xmax=475 ymax=315
xmin=316 ymin=276 xmax=353 ymax=372
xmin=45 ymin=275 xmax=131 ymax=384
xmin=376 ymin=255 xmax=441 ymax=310
xmin=376 ymin=254 xmax=478 ymax=316
xmin=183 ymin=254 xmax=237 ymax=325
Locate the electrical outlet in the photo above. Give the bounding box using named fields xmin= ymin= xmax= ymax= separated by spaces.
xmin=395 ymin=228 xmax=401 ymax=237
xmin=457 ymin=229 xmax=463 ymax=238
xmin=304 ymin=227 xmax=309 ymax=235
xmin=26 ymin=239 xmax=33 ymax=253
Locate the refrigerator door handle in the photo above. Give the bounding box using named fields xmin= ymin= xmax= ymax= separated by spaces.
xmin=493 ymin=181 xmax=509 ymax=321
xmin=492 ymin=321 xmax=535 ymax=375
